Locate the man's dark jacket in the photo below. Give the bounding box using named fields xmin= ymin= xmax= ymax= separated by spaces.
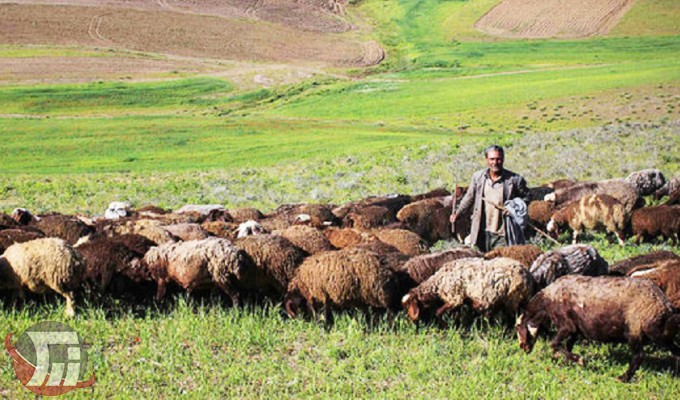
xmin=456 ymin=168 xmax=529 ymax=249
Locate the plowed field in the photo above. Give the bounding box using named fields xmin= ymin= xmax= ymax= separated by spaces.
xmin=475 ymin=0 xmax=636 ymax=39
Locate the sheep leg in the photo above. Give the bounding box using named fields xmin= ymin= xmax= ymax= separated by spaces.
xmin=615 ymin=231 xmax=625 ymax=246
xmin=215 ymin=281 xmax=240 ymax=307
xmin=618 ymin=341 xmax=644 ymax=383
xmin=155 ymin=279 xmax=167 ymax=302
xmin=63 ymin=291 xmax=76 ymax=319
xmin=572 ymin=230 xmax=580 ymax=245
xmin=322 ymin=301 xmax=334 ymax=330
xmin=550 ymin=328 xmax=581 ymax=364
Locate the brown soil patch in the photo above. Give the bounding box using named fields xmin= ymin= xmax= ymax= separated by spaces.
xmin=475 ymin=0 xmax=636 ymax=39
xmin=0 ymin=3 xmax=379 ymax=67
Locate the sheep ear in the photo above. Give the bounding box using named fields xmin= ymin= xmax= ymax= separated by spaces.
xmin=528 ymin=323 xmax=539 ymax=338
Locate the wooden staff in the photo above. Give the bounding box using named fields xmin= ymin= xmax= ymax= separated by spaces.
xmin=482 ymin=197 xmax=561 ymax=246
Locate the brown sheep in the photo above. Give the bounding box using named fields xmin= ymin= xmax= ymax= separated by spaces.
xmin=13 ymin=211 xmax=95 ymax=246
xmin=229 ymin=208 xmax=264 ymax=222
xmin=0 ymin=229 xmax=44 ymax=254
xmin=396 ymin=197 xmax=469 ymax=245
xmin=484 ymin=244 xmax=543 ymax=268
xmin=547 ymin=194 xmax=628 ymax=245
xmin=399 ymin=247 xmax=483 ymax=284
xmin=163 ymin=223 xmax=209 ymax=241
xmin=284 ymin=247 xmax=407 ymax=326
xmin=267 ymin=203 xmax=339 ymax=229
xmin=630 ymin=205 xmax=680 ymax=245
xmin=201 ymin=220 xmax=239 ymax=240
xmin=234 ymin=234 xmax=307 ymax=297
xmin=343 ymin=205 xmax=396 ymax=230
xmin=410 ymin=188 xmax=452 ymax=202
xmin=77 ymin=236 xmax=146 ymax=291
xmin=402 ymin=257 xmax=534 ymax=324
xmin=0 ymin=238 xmax=85 ymax=317
xmin=529 ymin=244 xmax=608 ymax=289
xmin=547 ymin=179 xmax=578 ymax=190
xmin=332 ymin=194 xmax=412 ymax=221
xmin=628 ymin=259 xmax=680 ymax=309
xmin=528 ymin=200 xmax=555 ymax=228
xmin=274 ymin=225 xmax=334 ymax=255
xmin=369 ymin=229 xmax=427 ymax=256
xmin=516 ymin=275 xmax=680 ymax=382
xmin=323 ymin=227 xmax=364 ymax=249
xmin=653 ymin=177 xmax=680 ymax=201
xmin=544 ymin=179 xmax=642 ymax=214
xmin=609 ymin=250 xmax=680 ymax=276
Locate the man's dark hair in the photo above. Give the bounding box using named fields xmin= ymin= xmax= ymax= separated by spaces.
xmin=484 ymin=145 xmax=504 ymax=158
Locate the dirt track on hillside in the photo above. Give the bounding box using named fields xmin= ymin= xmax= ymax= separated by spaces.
xmin=475 ymin=0 xmax=636 ymax=39
xmin=0 ymin=3 xmax=381 ymax=67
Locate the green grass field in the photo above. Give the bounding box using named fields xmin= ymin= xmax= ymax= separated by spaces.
xmin=1 ymin=0 xmax=680 ymax=397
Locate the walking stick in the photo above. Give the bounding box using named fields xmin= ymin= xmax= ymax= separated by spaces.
xmin=482 ymin=197 xmax=562 ymax=246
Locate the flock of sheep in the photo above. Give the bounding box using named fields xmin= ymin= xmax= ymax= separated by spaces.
xmin=0 ymin=168 xmax=679 ymax=381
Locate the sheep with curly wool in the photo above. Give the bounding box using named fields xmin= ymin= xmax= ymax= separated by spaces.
xmin=163 ymin=223 xmax=209 ymax=241
xmin=630 ymin=205 xmax=680 ymax=245
xmin=528 ymin=200 xmax=555 ymax=228
xmin=343 ymin=205 xmax=396 ymax=230
xmin=402 ymin=257 xmax=534 ymax=324
xmin=0 ymin=238 xmax=85 ymax=317
xmin=396 ymin=196 xmax=470 ymax=245
xmin=547 ymin=194 xmax=628 ymax=245
xmin=369 ymin=228 xmax=427 ymax=257
xmin=273 ymin=225 xmax=334 ymax=255
xmin=516 ymin=275 xmax=680 ymax=382
xmin=485 ymin=244 xmax=543 ymax=268
xmin=399 ymin=247 xmax=483 ymax=284
xmin=144 ymin=237 xmax=251 ymax=304
xmin=529 ymin=244 xmax=608 ymax=289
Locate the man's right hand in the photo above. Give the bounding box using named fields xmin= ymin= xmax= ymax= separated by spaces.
xmin=449 ymin=213 xmax=457 ymax=224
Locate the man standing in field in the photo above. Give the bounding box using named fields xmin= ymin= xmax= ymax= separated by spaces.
xmin=450 ymin=145 xmax=529 ymax=252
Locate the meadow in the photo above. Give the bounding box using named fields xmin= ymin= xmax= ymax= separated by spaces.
xmin=1 ymin=0 xmax=680 ymax=397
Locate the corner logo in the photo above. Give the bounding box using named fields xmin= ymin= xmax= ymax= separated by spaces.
xmin=5 ymin=321 xmax=96 ymax=396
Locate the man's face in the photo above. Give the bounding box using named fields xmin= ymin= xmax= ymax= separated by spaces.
xmin=486 ymin=150 xmax=504 ymax=173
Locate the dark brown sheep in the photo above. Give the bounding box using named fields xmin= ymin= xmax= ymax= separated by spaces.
xmin=529 ymin=244 xmax=608 ymax=289
xmin=628 ymin=259 xmax=680 ymax=309
xmin=396 ymin=196 xmax=470 ymax=245
xmin=516 ymin=275 xmax=680 ymax=382
xmin=343 ymin=205 xmax=396 ymax=230
xmin=332 ymin=194 xmax=412 ymax=221
xmin=630 ymin=205 xmax=680 ymax=245
xmin=399 ymin=247 xmax=483 ymax=284
xmin=609 ymin=250 xmax=680 ymax=276
xmin=653 ymin=177 xmax=680 ymax=200
xmin=323 ymin=227 xmax=363 ymax=249
xmin=369 ymin=229 xmax=427 ymax=256
xmin=77 ymin=237 xmax=145 ymax=291
xmin=0 ymin=229 xmax=44 ymax=254
xmin=274 ymin=225 xmax=334 ymax=255
xmin=484 ymin=244 xmax=543 ymax=268
xmin=12 ymin=210 xmax=94 ymax=246
xmin=410 ymin=188 xmax=452 ymax=202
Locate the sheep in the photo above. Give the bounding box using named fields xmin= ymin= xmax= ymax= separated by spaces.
xmin=528 ymin=200 xmax=555 ymax=228
xmin=0 ymin=213 xmax=18 ymax=228
xmin=399 ymin=247 xmax=483 ymax=284
xmin=529 ymin=244 xmax=608 ymax=289
xmin=0 ymin=229 xmax=44 ymax=254
xmin=12 ymin=210 xmax=95 ymax=246
xmin=76 ymin=236 xmax=146 ymax=292
xmin=136 ymin=204 xmax=170 ymax=215
xmin=402 ymin=257 xmax=534 ymax=324
xmin=410 ymin=188 xmax=452 ymax=202
xmin=10 ymin=208 xmax=36 ymax=225
xmin=609 ymin=250 xmax=680 ymax=276
xmin=175 ymin=204 xmax=226 ymax=216
xmin=546 ymin=179 xmax=577 ymax=190
xmin=628 ymin=259 xmax=680 ymax=309
xmin=664 ymin=189 xmax=680 ymax=206
xmin=143 ymin=237 xmax=251 ymax=304
xmin=228 ymin=208 xmax=264 ymax=223
xmin=484 ymin=244 xmax=543 ymax=268
xmin=163 ymin=223 xmax=209 ymax=241
xmin=516 ymin=275 xmax=680 ymax=382
xmin=653 ymin=177 xmax=680 ymax=200
xmin=284 ymin=247 xmax=408 ymax=326
xmin=332 ymin=194 xmax=411 ymax=221
xmin=546 ymin=194 xmax=628 ymax=245
xmin=105 ymin=201 xmax=133 ymax=220
xmin=343 ymin=205 xmax=396 ymax=230
xmin=630 ymin=205 xmax=680 ymax=245
xmin=106 ymin=218 xmax=178 ymax=244
xmin=0 ymin=238 xmax=85 ymax=317
xmin=323 ymin=227 xmax=363 ymax=249
xmin=396 ymin=196 xmax=469 ymax=245
xmin=234 ymin=234 xmax=307 ymax=297
xmin=626 ymin=169 xmax=666 ymax=196
xmin=543 ymin=179 xmax=642 ymax=214
xmin=266 ymin=203 xmax=339 ymax=229
xmin=369 ymin=229 xmax=427 ymax=256
xmin=201 ymin=221 xmax=239 ymax=240
xmin=235 ymin=220 xmax=267 ymax=238
xmin=273 ymin=225 xmax=334 ymax=255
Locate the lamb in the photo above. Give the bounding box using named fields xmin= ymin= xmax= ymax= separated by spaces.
xmin=0 ymin=238 xmax=85 ymax=317
xmin=399 ymin=247 xmax=483 ymax=284
xmin=516 ymin=275 xmax=680 ymax=382
xmin=369 ymin=229 xmax=427 ymax=256
xmin=529 ymin=244 xmax=608 ymax=289
xmin=543 ymin=179 xmax=642 ymax=214
xmin=609 ymin=250 xmax=680 ymax=276
xmin=484 ymin=244 xmax=543 ymax=268
xmin=628 ymin=259 xmax=680 ymax=309
xmin=234 ymin=234 xmax=307 ymax=297
xmin=546 ymin=194 xmax=628 ymax=245
xmin=143 ymin=237 xmax=251 ymax=304
xmin=626 ymin=169 xmax=666 ymax=196
xmin=630 ymin=205 xmax=680 ymax=245
xmin=273 ymin=225 xmax=334 ymax=255
xmin=0 ymin=229 xmax=44 ymax=254
xmin=402 ymin=257 xmax=534 ymax=324
xmin=284 ymin=247 xmax=408 ymax=326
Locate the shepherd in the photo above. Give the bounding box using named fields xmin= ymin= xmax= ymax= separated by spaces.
xmin=450 ymin=145 xmax=530 ymax=252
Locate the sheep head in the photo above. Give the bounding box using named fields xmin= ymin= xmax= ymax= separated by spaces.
xmin=235 ymin=220 xmax=265 ymax=238
xmin=402 ymin=293 xmax=421 ymax=322
xmin=11 ymin=208 xmax=37 ymax=225
xmin=515 ymin=314 xmax=539 ymax=353
xmin=284 ymin=288 xmax=305 ymax=319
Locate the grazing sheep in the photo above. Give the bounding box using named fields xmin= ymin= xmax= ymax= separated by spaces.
xmin=626 ymin=169 xmax=666 ymax=196
xmin=653 ymin=177 xmax=680 ymax=200
xmin=201 ymin=221 xmax=239 ymax=240
xmin=543 ymin=179 xmax=641 ymax=214
xmin=369 ymin=229 xmax=427 ymax=256
xmin=0 ymin=213 xmax=18 ymax=228
xmin=144 ymin=237 xmax=251 ymax=304
xmin=484 ymin=245 xmax=543 ymax=268
xmin=399 ymin=247 xmax=483 ymax=284
xmin=0 ymin=238 xmax=85 ymax=317
xmin=529 ymin=244 xmax=608 ymax=289
xmin=107 ymin=218 xmax=178 ymax=244
xmin=546 ymin=194 xmax=628 ymax=245
xmin=229 ymin=208 xmax=264 ymax=223
xmin=528 ymin=200 xmax=555 ymax=228
xmin=664 ymin=189 xmax=680 ymax=206
xmin=235 ymin=220 xmax=267 ymax=238
xmin=274 ymin=225 xmax=334 ymax=255
xmin=12 ymin=211 xmax=95 ymax=246
xmin=284 ymin=248 xmax=408 ymax=325
xmin=410 ymin=188 xmax=452 ymax=202
xmin=0 ymin=229 xmax=44 ymax=254
xmin=402 ymin=257 xmax=534 ymax=324
xmin=609 ymin=251 xmax=680 ymax=276
xmin=323 ymin=227 xmax=363 ymax=249
xmin=516 ymin=275 xmax=680 ymax=382
xmin=234 ymin=234 xmax=307 ymax=296
xmin=332 ymin=194 xmax=411 ymax=221
xmin=628 ymin=259 xmax=680 ymax=309
xmin=77 ymin=236 xmax=145 ymax=291
xmin=630 ymin=205 xmax=680 ymax=245
xmin=267 ymin=203 xmax=339 ymax=229
xmin=343 ymin=205 xmax=395 ymax=230
xmin=10 ymin=208 xmax=37 ymax=225
xmin=136 ymin=204 xmax=170 ymax=215
xmin=163 ymin=223 xmax=209 ymax=241
xmin=396 ymin=197 xmax=469 ymax=245
xmin=547 ymin=179 xmax=577 ymax=190
xmin=528 ymin=187 xmax=554 ymax=203
xmin=105 ymin=201 xmax=133 ymax=220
